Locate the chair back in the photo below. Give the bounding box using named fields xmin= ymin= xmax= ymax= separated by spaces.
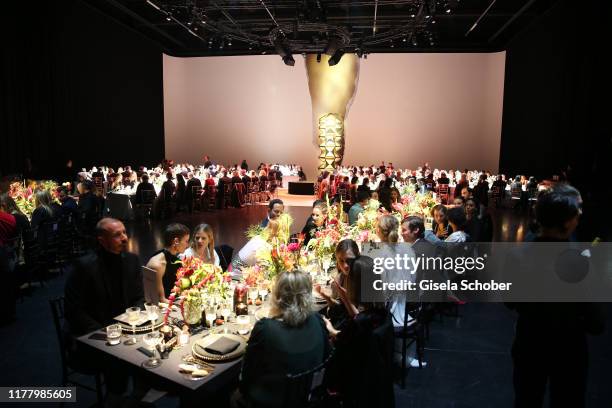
xmin=511 ymin=186 xmax=522 ymax=199
xmin=191 ymin=185 xmax=203 ymax=198
xmin=49 ymin=297 xmax=69 ymax=368
xmin=283 ymin=352 xmax=333 ymax=408
xmin=142 ymin=190 xmax=156 ymax=205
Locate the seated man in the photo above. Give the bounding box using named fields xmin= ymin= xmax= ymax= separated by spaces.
xmin=261 ymin=199 xmax=284 ymax=227
xmin=135 ymin=174 xmax=157 ymax=204
xmin=348 ymin=190 xmax=370 ymax=226
xmin=64 ymin=217 xmax=144 ymax=400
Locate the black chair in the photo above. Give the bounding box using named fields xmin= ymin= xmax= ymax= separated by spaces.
xmin=215 ymin=244 xmax=234 ymax=272
xmin=394 ymin=302 xmax=427 ymax=389
xmin=283 ymin=352 xmax=335 ymax=408
xmin=49 ymin=297 xmax=104 ymax=405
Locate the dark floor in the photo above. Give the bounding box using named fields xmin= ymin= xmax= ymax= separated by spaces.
xmin=1 ymin=203 xmax=610 ymax=407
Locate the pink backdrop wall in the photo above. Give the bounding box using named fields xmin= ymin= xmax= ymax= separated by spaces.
xmin=163 ymin=52 xmax=505 ymax=177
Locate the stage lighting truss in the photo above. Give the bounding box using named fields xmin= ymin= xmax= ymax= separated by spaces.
xmin=317 ymin=113 xmax=344 ymax=173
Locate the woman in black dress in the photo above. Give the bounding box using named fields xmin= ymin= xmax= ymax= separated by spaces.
xmin=234 ymin=270 xmax=331 ymax=408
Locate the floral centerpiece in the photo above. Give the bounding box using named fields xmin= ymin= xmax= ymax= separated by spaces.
xmin=392 ymin=185 xmax=438 ymax=218
xmin=8 ymin=180 xmax=60 ymax=219
xmin=164 ymin=256 xmax=231 ymax=325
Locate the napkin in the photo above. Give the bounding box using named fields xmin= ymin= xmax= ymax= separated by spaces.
xmin=201 ymin=337 xmax=240 ymax=355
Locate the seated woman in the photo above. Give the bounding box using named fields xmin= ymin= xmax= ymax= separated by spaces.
xmin=431 ymin=204 xmax=451 ymax=239
xmin=426 ymin=207 xmax=469 ymax=244
xmin=323 ymin=256 xmax=395 ymax=408
xmin=302 ymin=201 xmax=328 ymax=246
xmin=376 ymin=215 xmax=416 ymax=328
xmin=315 ymin=239 xmax=360 ymax=329
xmin=146 ymin=223 xmax=190 ymax=303
xmin=31 ymin=190 xmax=57 ymax=231
xmin=233 ymin=270 xmax=330 ymax=408
xmin=181 ymin=223 xmax=220 ymax=267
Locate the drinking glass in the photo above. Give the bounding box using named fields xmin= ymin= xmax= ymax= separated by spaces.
xmin=106 ymin=324 xmax=122 ymax=345
xmin=220 ymin=301 xmax=231 ymax=323
xmin=205 ymin=305 xmax=216 ymax=329
xmin=142 ymin=331 xmax=163 ymax=368
xmin=236 ymin=315 xmax=250 ymax=335
xmin=258 ymin=286 xmax=268 ymax=302
xmin=248 ymin=288 xmax=258 ymax=305
xmin=124 ymin=306 xmax=141 ymax=345
xmin=144 ymin=303 xmax=159 ymax=332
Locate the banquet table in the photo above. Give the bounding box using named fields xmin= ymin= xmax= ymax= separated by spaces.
xmin=77 ymin=317 xmax=254 ymax=398
xmin=104 ymin=192 xmax=134 ymax=221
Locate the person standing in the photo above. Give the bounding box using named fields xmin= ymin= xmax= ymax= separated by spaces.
xmin=508 ymin=184 xmax=605 ymax=408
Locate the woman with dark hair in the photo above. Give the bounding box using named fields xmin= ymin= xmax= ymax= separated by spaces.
xmin=234 ymin=270 xmax=330 ymax=408
xmin=145 ymin=223 xmax=190 ymax=303
xmin=389 ymin=187 xmax=401 ymax=207
xmin=323 ymin=256 xmax=395 ymax=408
xmin=0 ymin=194 xmax=30 ymax=238
xmin=315 ymin=239 xmax=360 ymax=328
xmin=431 ymin=204 xmax=451 ymax=239
xmin=175 ymin=172 xmax=186 ymax=212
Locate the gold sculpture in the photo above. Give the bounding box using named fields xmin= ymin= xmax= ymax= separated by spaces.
xmin=305 ymin=53 xmax=360 ymax=173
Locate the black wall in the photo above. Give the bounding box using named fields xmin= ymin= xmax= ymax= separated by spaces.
xmin=500 ymin=0 xmax=611 ymax=193
xmin=2 ymin=0 xmax=165 ymax=180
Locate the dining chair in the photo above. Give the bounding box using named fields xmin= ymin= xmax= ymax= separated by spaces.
xmin=49 ymin=297 xmax=104 ymax=406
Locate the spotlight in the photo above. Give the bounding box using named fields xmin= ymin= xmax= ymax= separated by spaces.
xmin=324 ymin=36 xmax=342 ymax=56
xmin=282 ymin=55 xmax=295 ymax=66
xmin=273 ymin=36 xmax=294 ymax=66
xmin=402 ymin=37 xmax=407 ymax=42
xmin=228 ymin=39 xmax=232 ymax=47
xmin=410 ymin=14 xmax=415 ymax=18
xmin=328 ymin=49 xmax=344 ymax=66
xmin=316 ymin=53 xmax=321 ymax=63
xmin=166 ymin=15 xmax=172 ymax=21
xmin=446 ymin=8 xmax=451 ymax=13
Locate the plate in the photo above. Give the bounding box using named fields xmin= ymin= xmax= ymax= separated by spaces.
xmin=179 ymin=363 xmax=212 ymax=381
xmin=192 ymin=334 xmax=247 ymax=362
xmin=117 ymin=316 xmax=164 ymax=333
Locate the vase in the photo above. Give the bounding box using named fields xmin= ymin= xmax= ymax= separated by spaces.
xmin=182 ymin=297 xmax=202 ymax=326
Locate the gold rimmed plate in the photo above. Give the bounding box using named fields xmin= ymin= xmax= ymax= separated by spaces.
xmin=192 ymin=334 xmax=247 ymax=362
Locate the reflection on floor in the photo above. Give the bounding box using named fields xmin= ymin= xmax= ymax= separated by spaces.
xmin=1 ymin=204 xmax=610 ymax=408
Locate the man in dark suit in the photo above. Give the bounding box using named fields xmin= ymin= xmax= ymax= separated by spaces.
xmin=184 ymin=172 xmax=202 ymax=213
xmin=65 ymin=217 xmax=144 ymax=335
xmin=77 ymin=180 xmax=101 ymax=235
xmin=216 ymin=171 xmax=232 ymax=209
xmin=507 ymin=184 xmax=605 ymax=408
xmin=261 ymin=199 xmax=284 ymax=227
xmin=64 ymin=218 xmax=144 ymax=400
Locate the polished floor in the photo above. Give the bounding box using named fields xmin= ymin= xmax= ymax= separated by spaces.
xmin=1 ymin=200 xmax=611 ymax=408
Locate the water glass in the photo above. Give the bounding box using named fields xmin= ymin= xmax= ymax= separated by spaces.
xmin=236 ymin=315 xmax=250 ymax=335
xmin=106 ymin=324 xmax=122 ymax=345
xmin=142 ymin=331 xmax=163 ymax=368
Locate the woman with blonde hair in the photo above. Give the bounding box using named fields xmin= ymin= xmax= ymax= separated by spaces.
xmin=376 ymin=214 xmax=416 ymax=330
xmin=181 ymin=223 xmax=220 ymax=266
xmin=31 ymin=190 xmax=56 ymax=230
xmin=234 ymin=270 xmax=330 ymax=408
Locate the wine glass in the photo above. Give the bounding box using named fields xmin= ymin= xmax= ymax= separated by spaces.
xmin=205 ymin=305 xmax=216 ymax=330
xmin=144 ymin=303 xmax=159 ymax=332
xmin=142 ymin=331 xmax=163 ymax=368
xmin=248 ymin=288 xmax=258 ymax=306
xmin=258 ymin=285 xmax=268 ymax=302
xmin=124 ymin=306 xmax=141 ymax=345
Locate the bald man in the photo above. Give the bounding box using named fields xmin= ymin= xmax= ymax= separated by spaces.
xmin=65 ymin=217 xmax=144 ymax=336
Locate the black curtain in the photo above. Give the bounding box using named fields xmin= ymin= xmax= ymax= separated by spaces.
xmin=500 ymin=0 xmax=611 ymax=239
xmin=1 ymin=0 xmax=165 ymax=180
xmin=500 ymin=0 xmax=611 ymax=194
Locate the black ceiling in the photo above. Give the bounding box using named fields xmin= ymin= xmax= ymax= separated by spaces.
xmin=84 ymin=0 xmax=558 ymax=57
